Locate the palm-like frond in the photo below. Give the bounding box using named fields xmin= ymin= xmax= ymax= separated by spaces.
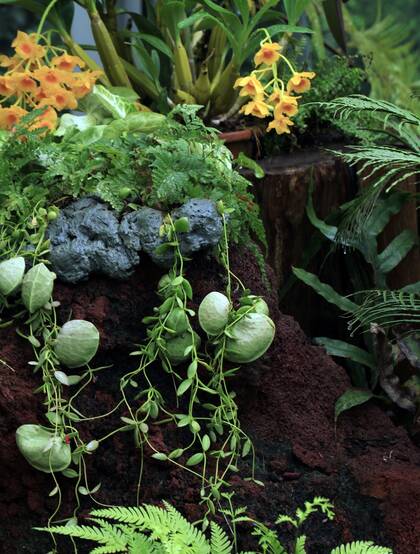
xmin=347 ymin=289 xmax=420 ymax=335
xmin=330 ymin=540 xmax=393 ymax=554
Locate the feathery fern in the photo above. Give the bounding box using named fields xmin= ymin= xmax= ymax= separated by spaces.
xmin=36 ymin=499 xmax=393 ymax=554
xmin=330 ymin=541 xmax=393 ymax=554
xmin=323 ymin=95 xmax=419 ymax=244
xmin=348 ymin=290 xmax=420 ymax=336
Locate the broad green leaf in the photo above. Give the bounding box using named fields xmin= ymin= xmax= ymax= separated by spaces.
xmin=292 ymin=267 xmax=358 ymax=313
xmin=314 ymin=337 xmax=376 ymax=369
xmin=377 ymin=230 xmax=418 ymax=275
xmin=365 ymin=192 xmax=409 ymax=238
xmin=335 ymin=389 xmax=374 ymax=422
xmin=306 ymin=182 xmax=337 ymax=241
xmin=137 ymin=33 xmax=173 ymax=59
xmin=323 ymin=0 xmax=346 ymax=52
xmin=283 ymin=0 xmax=311 ymax=26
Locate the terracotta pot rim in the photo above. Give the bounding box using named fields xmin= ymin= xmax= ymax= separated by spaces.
xmin=219 ymin=128 xmax=253 ymax=143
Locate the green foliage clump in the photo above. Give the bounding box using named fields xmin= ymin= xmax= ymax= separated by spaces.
xmin=38 ymin=497 xmax=393 ymax=554
xmin=293 ymin=56 xmax=366 ymax=132
xmin=0 ymin=106 xmax=266 ymax=261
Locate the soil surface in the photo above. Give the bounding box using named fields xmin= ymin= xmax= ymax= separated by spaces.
xmin=1 ymin=250 xmax=420 ymax=554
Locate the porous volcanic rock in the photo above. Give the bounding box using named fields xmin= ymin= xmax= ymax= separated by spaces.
xmin=1 ymin=251 xmax=420 ymax=553
xmin=48 ymin=197 xmax=139 ymax=283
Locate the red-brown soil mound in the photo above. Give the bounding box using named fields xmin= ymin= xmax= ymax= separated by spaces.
xmin=1 ymin=251 xmax=419 ymax=553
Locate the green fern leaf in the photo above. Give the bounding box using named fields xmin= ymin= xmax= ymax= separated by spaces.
xmin=295 ymin=535 xmax=307 ymax=554
xmin=210 ymin=521 xmax=232 ymax=554
xmin=36 ymin=524 xmax=127 ymax=550
xmin=330 ymin=541 xmax=393 ymax=554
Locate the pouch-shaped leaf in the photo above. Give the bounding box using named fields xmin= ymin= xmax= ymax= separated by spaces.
xmin=16 ymin=424 xmax=71 ymax=473
xmin=164 ymin=331 xmax=201 ymax=365
xmin=54 ymin=320 xmax=100 ymax=368
xmin=225 ymin=313 xmax=275 ymax=364
xmin=199 ymin=292 xmax=230 ymax=335
xmin=165 ymin=307 xmax=189 ymax=335
xmin=21 ymin=263 xmax=55 ymax=313
xmin=0 ymin=256 xmax=25 ymax=296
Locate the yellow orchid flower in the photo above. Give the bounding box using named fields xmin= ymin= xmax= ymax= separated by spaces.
xmin=234 ymin=75 xmax=265 ymax=98
xmin=267 ymin=114 xmax=294 ymax=134
xmin=254 ymin=42 xmax=281 ymax=66
xmin=240 ymin=99 xmax=271 ymax=118
xmin=287 ymin=71 xmax=316 ymax=94
xmin=12 ymin=31 xmax=46 ymax=61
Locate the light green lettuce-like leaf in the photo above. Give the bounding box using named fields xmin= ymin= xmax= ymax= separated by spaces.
xmin=88 ymin=85 xmax=138 ymax=119
xmin=55 ymin=114 xmax=98 ymax=137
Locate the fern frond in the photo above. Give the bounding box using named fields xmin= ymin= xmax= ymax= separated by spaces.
xmin=36 ymin=524 xmax=127 ymax=551
xmin=295 ymin=535 xmax=307 ymax=554
xmin=210 ymin=521 xmax=233 ymax=554
xmin=330 ymin=540 xmax=393 ymax=554
xmin=347 ymin=289 xmax=420 ymax=335
xmin=128 ymin=533 xmax=159 ymax=554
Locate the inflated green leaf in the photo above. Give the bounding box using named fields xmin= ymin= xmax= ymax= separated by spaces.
xmin=21 ymin=263 xmax=55 ymax=313
xmin=201 ymin=435 xmax=211 ymax=452
xmin=225 ymin=313 xmax=275 ymax=364
xmin=314 ymin=338 xmax=376 ymax=369
xmin=174 ymin=216 xmax=190 ymax=233
xmin=177 ymin=379 xmax=193 ymax=396
xmin=164 ymin=331 xmax=201 ymax=365
xmin=54 ymin=320 xmax=100 ymax=368
xmin=199 ymin=292 xmax=230 ymax=335
xmin=292 ymin=267 xmax=358 ymax=313
xmin=376 ymin=230 xmax=418 ymax=275
xmin=186 ymin=452 xmax=204 ymax=466
xmin=16 ymin=424 xmax=71 ymax=473
xmin=335 ymin=389 xmax=374 ymax=423
xmin=152 ymin=452 xmax=168 ymax=461
xmin=165 ymin=307 xmax=189 ymax=335
xmin=0 ymin=257 xmax=25 ymax=296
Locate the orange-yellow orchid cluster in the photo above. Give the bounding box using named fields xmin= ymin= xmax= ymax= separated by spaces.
xmin=0 ymin=31 xmax=102 ymax=133
xmin=234 ymin=38 xmax=315 ymax=135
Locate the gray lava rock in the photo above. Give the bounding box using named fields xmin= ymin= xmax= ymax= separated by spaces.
xmin=48 ymin=197 xmax=224 ymax=281
xmin=120 ymin=207 xmax=173 ymax=267
xmin=172 ymin=199 xmax=223 ymax=255
xmin=48 ymin=197 xmax=140 ymax=283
